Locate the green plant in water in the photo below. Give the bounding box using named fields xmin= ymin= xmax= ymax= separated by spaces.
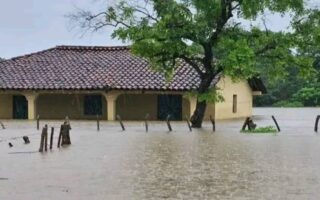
xmin=241 ymin=126 xmax=278 ymax=134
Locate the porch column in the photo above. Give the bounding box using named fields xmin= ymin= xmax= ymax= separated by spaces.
xmin=24 ymin=93 xmax=39 ymax=120
xmin=188 ymin=96 xmax=197 ymax=118
xmin=103 ymin=92 xmax=121 ymax=121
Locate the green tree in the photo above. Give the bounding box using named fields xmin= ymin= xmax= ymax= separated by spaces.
xmin=70 ymin=0 xmax=317 ymax=127
xmin=256 ymin=9 xmax=320 ymax=107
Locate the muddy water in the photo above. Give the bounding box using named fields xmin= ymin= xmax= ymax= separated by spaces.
xmin=1 ymin=108 xmax=320 ymax=199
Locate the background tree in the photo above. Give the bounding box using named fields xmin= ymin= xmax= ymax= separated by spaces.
xmin=70 ymin=0 xmax=317 ymax=127
xmin=255 ymin=9 xmax=320 ymax=107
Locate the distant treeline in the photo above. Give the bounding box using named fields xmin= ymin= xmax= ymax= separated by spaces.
xmin=254 ymin=58 xmax=320 ymax=107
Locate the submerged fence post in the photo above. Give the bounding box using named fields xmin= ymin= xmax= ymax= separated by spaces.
xmin=314 ymin=115 xmax=320 ymax=132
xmin=36 ymin=115 xmax=40 ymax=130
xmin=185 ymin=115 xmax=192 ymax=132
xmin=242 ymin=117 xmax=250 ymax=131
xmin=57 ymin=125 xmax=62 ymax=148
xmin=117 ymin=115 xmax=125 ymax=131
xmin=166 ymin=115 xmax=172 ymax=132
xmin=0 ymin=121 xmax=5 ymax=129
xmin=97 ymin=115 xmax=100 ymax=131
xmin=145 ymin=114 xmax=149 ymax=133
xmin=39 ymin=125 xmax=48 ymax=152
xmin=271 ymin=115 xmax=281 ymax=132
xmin=210 ymin=115 xmax=215 ymax=132
xmin=23 ymin=136 xmax=30 ymax=144
xmin=50 ymin=127 xmax=54 ymax=149
xmin=44 ymin=126 xmax=48 ymax=151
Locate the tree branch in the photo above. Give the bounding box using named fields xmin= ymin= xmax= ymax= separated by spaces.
xmin=133 ymin=6 xmax=159 ymax=22
xmin=179 ymin=55 xmax=205 ymax=76
xmin=210 ymin=0 xmax=234 ymax=44
xmin=255 ymin=42 xmax=277 ymax=55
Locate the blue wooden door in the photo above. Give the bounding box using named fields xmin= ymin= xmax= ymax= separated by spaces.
xmin=13 ymin=95 xmax=28 ymax=119
xmin=157 ymin=95 xmax=182 ymax=120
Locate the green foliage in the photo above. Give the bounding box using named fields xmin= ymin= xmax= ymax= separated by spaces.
xmin=272 ymin=100 xmax=304 ymax=107
xmin=241 ymin=126 xmax=278 ymax=134
xmin=185 ymin=88 xmax=224 ymax=103
xmin=71 ymin=0 xmax=316 ymax=82
xmin=71 ymin=0 xmax=319 ymax=113
xmin=291 ymin=85 xmax=320 ymax=106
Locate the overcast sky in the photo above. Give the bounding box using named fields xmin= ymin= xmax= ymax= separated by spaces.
xmin=0 ymin=0 xmax=318 ymax=58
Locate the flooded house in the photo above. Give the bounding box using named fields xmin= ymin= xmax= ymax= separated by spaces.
xmin=0 ymin=46 xmax=266 ymax=121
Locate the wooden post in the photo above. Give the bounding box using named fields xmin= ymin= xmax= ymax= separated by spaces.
xmin=210 ymin=115 xmax=215 ymax=132
xmin=44 ymin=125 xmax=48 ymax=152
xmin=22 ymin=136 xmax=30 ymax=144
xmin=39 ymin=125 xmax=47 ymax=152
xmin=145 ymin=114 xmax=149 ymax=133
xmin=242 ymin=117 xmax=250 ymax=131
xmin=166 ymin=115 xmax=172 ymax=132
xmin=272 ymin=115 xmax=281 ymax=132
xmin=61 ymin=123 xmax=72 ymax=146
xmin=116 ymin=115 xmax=125 ymax=131
xmin=315 ymin=115 xmax=320 ymax=132
xmin=36 ymin=115 xmax=40 ymax=130
xmin=97 ymin=115 xmax=100 ymax=131
xmin=50 ymin=127 xmax=54 ymax=149
xmin=185 ymin=115 xmax=192 ymax=132
xmin=0 ymin=121 xmax=5 ymax=129
xmin=57 ymin=125 xmax=62 ymax=148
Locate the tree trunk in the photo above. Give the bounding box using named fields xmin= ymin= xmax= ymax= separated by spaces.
xmin=190 ymin=100 xmax=207 ymax=128
xmin=190 ymin=73 xmax=215 ymax=128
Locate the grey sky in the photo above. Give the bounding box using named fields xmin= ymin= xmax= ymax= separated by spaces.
xmin=0 ymin=0 xmax=318 ymax=59
xmin=0 ymin=0 xmax=121 ymax=58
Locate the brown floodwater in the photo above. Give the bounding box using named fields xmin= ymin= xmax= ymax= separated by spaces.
xmin=1 ymin=108 xmax=320 ymax=199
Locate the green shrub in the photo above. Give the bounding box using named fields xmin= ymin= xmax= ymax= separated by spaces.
xmin=272 ymin=100 xmax=304 ymax=107
xmin=241 ymin=126 xmax=278 ymax=134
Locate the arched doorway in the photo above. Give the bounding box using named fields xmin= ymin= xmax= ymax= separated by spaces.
xmin=157 ymin=94 xmax=182 ymax=120
xmin=13 ymin=95 xmax=28 ymax=119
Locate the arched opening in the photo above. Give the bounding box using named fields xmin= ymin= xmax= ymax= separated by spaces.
xmin=36 ymin=93 xmax=106 ymax=119
xmin=116 ymin=94 xmax=158 ymax=120
xmin=13 ymin=95 xmax=28 ymax=119
xmin=116 ymin=93 xmax=188 ymax=121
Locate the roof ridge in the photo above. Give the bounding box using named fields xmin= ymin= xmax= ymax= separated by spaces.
xmin=55 ymin=45 xmax=130 ymax=51
xmin=3 ymin=45 xmax=131 ymax=62
xmin=7 ymin=47 xmax=57 ymax=62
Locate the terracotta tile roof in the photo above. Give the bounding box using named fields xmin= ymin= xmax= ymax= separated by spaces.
xmin=0 ymin=45 xmax=221 ymax=91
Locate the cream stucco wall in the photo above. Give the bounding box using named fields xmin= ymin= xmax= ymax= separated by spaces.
xmin=116 ymin=94 xmax=190 ymax=120
xmin=214 ymin=76 xmax=253 ymax=120
xmin=204 ymin=103 xmax=216 ymax=121
xmin=0 ymin=78 xmax=254 ymax=121
xmin=37 ymin=94 xmax=107 ymax=119
xmin=116 ymin=94 xmax=158 ymax=120
xmin=0 ymin=94 xmax=13 ymax=119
